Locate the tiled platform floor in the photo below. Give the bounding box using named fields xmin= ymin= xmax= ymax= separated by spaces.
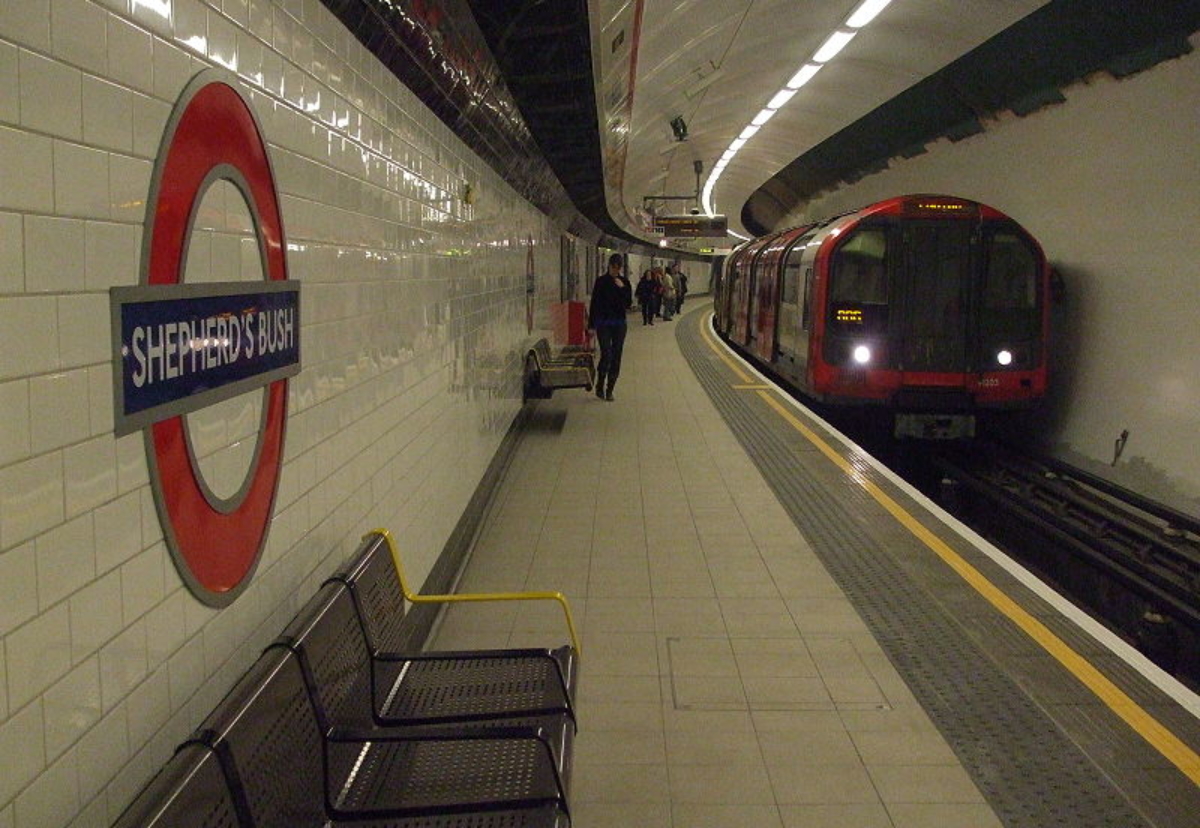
xmin=428 ymin=308 xmax=1004 ymax=828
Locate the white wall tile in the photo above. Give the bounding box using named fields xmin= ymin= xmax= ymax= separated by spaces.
xmin=0 ymin=296 xmax=58 ymax=382
xmin=129 ymin=0 xmax=174 ymax=38
xmin=152 ymin=35 xmax=195 ymax=102
xmin=35 ymin=513 xmax=96 ymax=610
xmin=24 ymin=216 xmax=86 ymax=294
xmin=64 ymin=436 xmax=118 ymax=519
xmin=0 ymin=542 xmax=38 ymax=637
xmin=0 ymin=700 xmax=46 ymax=806
xmin=82 ymin=77 xmax=133 ymax=153
xmin=119 ymin=545 xmax=165 ymax=623
xmin=208 ymin=6 xmax=238 ymax=71
xmin=13 ymin=749 xmax=79 ymax=828
xmin=54 ymin=141 xmax=112 ymax=220
xmin=18 ymin=49 xmax=82 ymax=140
xmin=42 ymin=658 xmax=102 ymax=759
xmin=166 ymin=636 xmax=205 ymax=710
xmin=66 ymin=795 xmax=106 ymax=828
xmin=56 ymin=293 xmax=110 ymax=368
xmin=69 ymin=570 xmax=124 ymax=663
xmin=107 ymin=15 xmax=155 ymax=96
xmin=0 ymin=379 xmax=31 ymax=467
xmin=75 ymin=705 xmax=127 ymax=803
xmin=86 ymin=365 xmax=116 ymax=436
xmin=0 ymin=0 xmax=51 ymax=54
xmin=0 ymin=211 xmax=24 ymax=293
xmin=50 ymin=0 xmax=109 ymax=75
xmin=30 ymin=370 xmax=91 ymax=453
xmin=93 ymin=492 xmax=143 ymax=575
xmin=0 ymin=453 xmax=65 ymax=549
xmin=114 ymin=433 xmax=149 ymax=494
xmin=98 ymin=621 xmax=147 ymax=710
xmin=6 ymin=603 xmax=72 ymax=710
xmin=124 ymin=665 xmax=169 ymax=751
xmin=139 ymin=489 xmax=163 ymax=546
xmin=0 ymin=42 xmax=17 ymax=126
xmin=84 ymin=221 xmax=140 ymax=290
xmin=0 ymin=126 xmax=54 ymax=213
xmin=144 ymin=590 xmax=187 ymax=664
xmin=108 ymin=155 xmax=153 ymax=224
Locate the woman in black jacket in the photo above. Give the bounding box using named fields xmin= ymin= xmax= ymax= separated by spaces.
xmin=588 ymin=254 xmax=633 ymax=400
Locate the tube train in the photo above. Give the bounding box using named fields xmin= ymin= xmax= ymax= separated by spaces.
xmin=714 ymin=194 xmax=1050 ymax=439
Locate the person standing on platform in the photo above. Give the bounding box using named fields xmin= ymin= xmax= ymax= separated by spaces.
xmin=588 ymin=253 xmax=633 ymax=400
xmin=635 ymin=269 xmax=656 ymax=325
xmin=676 ymin=268 xmax=689 ymax=312
xmin=661 ymin=266 xmax=677 ymax=321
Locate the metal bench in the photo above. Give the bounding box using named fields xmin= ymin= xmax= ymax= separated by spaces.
xmin=111 ymin=742 xmax=240 ymax=828
xmin=327 ymin=530 xmax=580 ymax=720
xmin=523 ymin=337 xmax=595 ymax=399
xmin=192 ymin=646 xmax=571 ymax=826
xmin=274 ymin=580 xmax=574 ymax=791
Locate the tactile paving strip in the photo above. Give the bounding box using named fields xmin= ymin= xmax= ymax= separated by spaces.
xmin=677 ymin=316 xmax=1154 ymax=827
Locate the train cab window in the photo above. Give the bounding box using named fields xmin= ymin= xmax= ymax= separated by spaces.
xmin=830 ymin=228 xmax=889 ymax=333
xmin=983 ymin=232 xmax=1038 ymax=310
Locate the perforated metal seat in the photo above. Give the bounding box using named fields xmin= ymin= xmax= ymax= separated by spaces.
xmin=110 ymin=742 xmax=240 ymax=828
xmin=275 ymin=583 xmax=574 ymax=792
xmin=327 ymin=533 xmax=579 ymax=723
xmin=192 ymin=647 xmax=570 ymax=826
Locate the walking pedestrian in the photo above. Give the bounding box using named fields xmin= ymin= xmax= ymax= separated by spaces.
xmin=588 ymin=253 xmax=633 ymax=400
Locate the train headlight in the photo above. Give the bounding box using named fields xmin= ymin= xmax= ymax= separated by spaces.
xmin=996 ymin=349 xmax=1013 ymax=367
xmin=852 ymin=345 xmax=872 ymax=365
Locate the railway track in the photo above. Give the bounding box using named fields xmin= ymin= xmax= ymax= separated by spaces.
xmin=930 ymin=442 xmax=1200 ymax=687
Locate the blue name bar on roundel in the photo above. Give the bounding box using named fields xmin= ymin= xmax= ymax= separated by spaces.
xmin=110 ymin=281 xmax=301 ymax=436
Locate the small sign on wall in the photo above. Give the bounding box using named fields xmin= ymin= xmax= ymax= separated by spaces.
xmin=111 ymin=281 xmax=299 ymax=436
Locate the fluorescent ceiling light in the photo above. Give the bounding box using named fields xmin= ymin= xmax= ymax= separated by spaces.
xmin=813 ymin=30 xmax=855 ymax=63
xmin=751 ymin=108 xmax=776 ymax=126
xmin=729 ymin=137 xmax=747 ymax=151
xmin=739 ymin=124 xmax=760 ymax=140
xmin=767 ymin=87 xmax=798 ymax=109
xmin=847 ymin=0 xmax=893 ymax=28
xmin=787 ymin=64 xmax=822 ymax=89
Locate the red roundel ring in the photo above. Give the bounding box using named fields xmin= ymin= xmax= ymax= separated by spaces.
xmin=142 ymin=70 xmax=288 ymax=606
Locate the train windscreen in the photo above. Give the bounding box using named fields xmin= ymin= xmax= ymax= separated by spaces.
xmin=978 ymin=228 xmax=1042 ymax=368
xmin=829 ymin=228 xmax=889 ymax=335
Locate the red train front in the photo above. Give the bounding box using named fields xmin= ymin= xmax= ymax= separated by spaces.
xmin=714 ymin=195 xmax=1050 ymax=438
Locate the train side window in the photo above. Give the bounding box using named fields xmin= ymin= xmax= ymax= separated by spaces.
xmin=983 ymin=232 xmax=1037 ymax=310
xmin=802 ymin=267 xmax=813 ymax=328
xmin=830 ymin=229 xmax=888 ymax=305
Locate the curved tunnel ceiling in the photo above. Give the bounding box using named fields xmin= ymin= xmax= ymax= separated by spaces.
xmin=741 ymin=0 xmax=1200 ymax=236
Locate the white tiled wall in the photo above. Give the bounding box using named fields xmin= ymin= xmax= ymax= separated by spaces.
xmin=0 ymin=0 xmax=566 ymax=824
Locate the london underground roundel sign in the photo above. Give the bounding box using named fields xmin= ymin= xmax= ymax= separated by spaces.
xmin=113 ymin=70 xmax=299 ymax=606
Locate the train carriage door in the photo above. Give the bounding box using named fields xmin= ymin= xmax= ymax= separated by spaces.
xmin=897 ymin=221 xmax=973 ymax=374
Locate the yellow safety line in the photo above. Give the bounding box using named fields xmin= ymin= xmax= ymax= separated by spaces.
xmin=368 ymin=528 xmax=582 ymax=656
xmin=698 ymin=312 xmax=1200 ymax=784
xmin=732 ymin=384 xmax=773 ymax=390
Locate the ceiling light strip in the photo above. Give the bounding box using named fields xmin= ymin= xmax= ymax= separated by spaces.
xmin=702 ymin=0 xmax=894 ymax=219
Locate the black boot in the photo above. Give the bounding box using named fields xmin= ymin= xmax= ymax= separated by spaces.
xmin=605 ymin=378 xmax=615 ymax=401
xmin=595 ymin=373 xmax=606 ymax=399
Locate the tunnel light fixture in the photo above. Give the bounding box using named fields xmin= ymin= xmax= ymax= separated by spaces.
xmin=787 ymin=64 xmax=822 ymax=90
xmin=847 ymin=0 xmax=894 ymax=28
xmin=700 ymin=0 xmax=896 ymax=219
xmin=813 ymin=30 xmax=856 ymax=63
xmin=767 ymin=88 xmax=798 ymax=110
xmin=751 ymin=108 xmax=776 ymax=127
